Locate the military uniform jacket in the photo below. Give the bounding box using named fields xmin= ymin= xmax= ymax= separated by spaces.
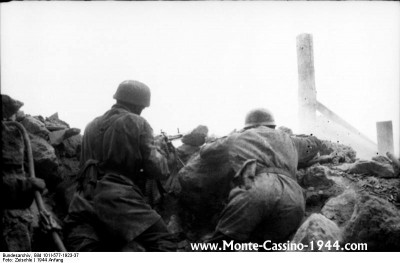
xmin=66 ymin=104 xmax=169 ymax=244
xmin=200 ymin=126 xmax=322 ymax=241
xmin=200 ymin=125 xmax=321 ymax=181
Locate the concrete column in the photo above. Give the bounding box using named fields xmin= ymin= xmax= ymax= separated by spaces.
xmin=296 ymin=34 xmax=317 ymax=134
xmin=376 ymin=121 xmax=394 ymax=155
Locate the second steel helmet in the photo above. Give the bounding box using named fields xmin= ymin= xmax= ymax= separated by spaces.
xmin=113 ymin=80 xmax=151 ymax=107
xmin=244 ymin=108 xmax=276 ymax=128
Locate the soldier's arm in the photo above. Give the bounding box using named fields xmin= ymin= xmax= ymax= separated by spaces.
xmin=1 ymin=175 xmax=45 ymax=209
xmin=291 ymin=135 xmax=322 ymax=165
xmin=139 ymin=121 xmax=170 ymax=180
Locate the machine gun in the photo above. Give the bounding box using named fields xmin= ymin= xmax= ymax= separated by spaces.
xmin=161 ymin=132 xmax=183 ymax=142
xmin=160 ymin=131 xmax=184 ymax=167
xmin=144 ymin=131 xmax=184 ymax=206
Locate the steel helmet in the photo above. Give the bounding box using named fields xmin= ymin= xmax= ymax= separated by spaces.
xmin=244 ymin=108 xmax=276 ymax=128
xmin=113 ymin=80 xmax=151 ymax=107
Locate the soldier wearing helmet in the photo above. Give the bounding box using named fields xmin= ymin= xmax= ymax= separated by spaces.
xmin=201 ymin=108 xmax=322 ymax=249
xmin=65 ymin=80 xmax=176 ymax=251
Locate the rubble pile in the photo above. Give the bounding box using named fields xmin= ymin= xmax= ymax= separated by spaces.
xmin=176 ymin=137 xmax=400 ymax=251
xmin=2 ymin=94 xmax=400 ymax=252
xmin=2 ymin=95 xmax=81 ymax=251
xmin=289 ymin=144 xmax=400 ymax=251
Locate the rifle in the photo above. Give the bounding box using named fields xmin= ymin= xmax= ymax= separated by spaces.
xmin=6 ymin=121 xmax=67 ymax=252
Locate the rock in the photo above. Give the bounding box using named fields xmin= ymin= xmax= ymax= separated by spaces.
xmin=298 ymin=166 xmax=345 ymax=214
xmin=2 ymin=94 xmax=24 ymax=120
xmin=333 ymin=163 xmax=353 ymax=172
xmin=372 ymin=155 xmax=391 ymax=165
xmin=298 ymin=165 xmax=335 ymax=189
xmin=319 ymin=140 xmax=357 ymax=163
xmin=15 ymin=111 xmax=26 ymax=122
xmin=349 ymin=160 xmax=395 ymax=178
xmin=343 ymin=193 xmax=400 ymax=251
xmin=45 ymin=113 xmax=69 ymax=131
xmin=321 ymin=190 xmax=357 ymax=227
xmin=21 ymin=116 xmax=50 ymax=139
xmin=49 ymin=128 xmax=81 ymax=146
xmin=291 ymin=213 xmax=342 ymax=252
xmin=2 ymin=209 xmax=34 ymax=252
xmin=181 ymin=125 xmax=209 ymax=147
xmin=30 ymin=134 xmax=60 ymax=190
xmin=205 ymin=134 xmax=218 ymax=144
xmin=61 ymin=134 xmax=82 ymax=158
xmin=176 ymin=144 xmax=201 ymax=164
xmin=2 ymin=123 xmax=25 ymax=175
xmin=58 ymin=157 xmax=80 ymax=179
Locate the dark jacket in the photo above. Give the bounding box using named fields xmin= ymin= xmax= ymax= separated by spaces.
xmin=80 ymin=104 xmax=169 ymax=181
xmin=201 ymin=125 xmax=322 ymax=242
xmin=65 ymin=104 xmax=169 ymax=248
xmin=200 ymin=125 xmax=321 ymax=180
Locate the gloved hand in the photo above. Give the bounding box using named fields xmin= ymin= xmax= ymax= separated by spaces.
xmin=27 ymin=177 xmax=46 ymax=193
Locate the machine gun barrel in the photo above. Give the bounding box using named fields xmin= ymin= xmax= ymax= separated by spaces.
xmin=167 ymin=134 xmax=183 ymax=141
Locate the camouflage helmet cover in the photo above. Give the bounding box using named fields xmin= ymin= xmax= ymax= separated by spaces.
xmin=113 ymin=80 xmax=151 ymax=107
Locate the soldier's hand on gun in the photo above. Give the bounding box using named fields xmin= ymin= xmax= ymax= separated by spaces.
xmin=28 ymin=177 xmax=46 ymax=193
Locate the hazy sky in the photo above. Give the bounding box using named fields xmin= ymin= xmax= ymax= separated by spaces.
xmin=1 ymin=1 xmax=399 ymax=155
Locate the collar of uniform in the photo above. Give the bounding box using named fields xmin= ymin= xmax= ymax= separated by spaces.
xmin=242 ymin=125 xmax=275 ymax=131
xmin=111 ymin=103 xmax=131 ymax=113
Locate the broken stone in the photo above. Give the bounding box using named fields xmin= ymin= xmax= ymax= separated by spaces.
xmin=319 ymin=140 xmax=357 ymax=163
xmin=343 ymin=193 xmax=400 ymax=251
xmin=333 ymin=163 xmax=353 ymax=172
xmin=2 ymin=94 xmax=24 ymax=120
xmin=2 ymin=209 xmax=34 ymax=252
xmin=348 ymin=160 xmax=395 ymax=178
xmin=291 ymin=213 xmax=342 ymax=252
xmin=321 ymin=189 xmax=357 ymax=227
xmin=21 ymin=116 xmax=50 ymax=139
xmin=61 ymin=134 xmax=82 ymax=158
xmin=2 ymin=123 xmax=25 ymax=175
xmin=181 ymin=125 xmax=209 ymax=147
xmin=57 ymin=157 xmax=80 ymax=179
xmin=176 ymin=144 xmax=201 ymax=164
xmin=45 ymin=113 xmax=70 ymax=131
xmin=205 ymin=134 xmax=218 ymax=144
xmin=35 ymin=115 xmax=46 ymax=123
xmin=49 ymin=128 xmax=81 ymax=146
xmin=372 ymin=155 xmax=392 ymax=165
xmin=30 ymin=134 xmax=60 ymax=190
xmin=297 ymin=165 xmax=335 ymax=189
xmin=15 ymin=111 xmax=26 ymax=122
